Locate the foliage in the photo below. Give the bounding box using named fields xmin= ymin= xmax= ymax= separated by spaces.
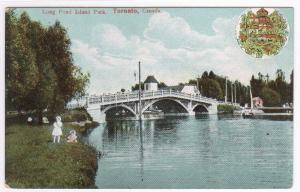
xmin=158 ymin=82 xmax=167 ymax=89
xmin=250 ymin=69 xmax=293 ymax=106
xmin=194 ymin=71 xmax=250 ymax=104
xmin=5 ymin=123 xmax=97 ymax=188
xmin=131 ymin=82 xmax=166 ymax=91
xmin=62 ymin=109 xmax=92 ymax=122
xmin=131 ymin=83 xmax=144 ymax=91
xmin=5 ymin=10 xmax=90 ymax=122
xmin=260 ymin=87 xmax=281 ymax=106
xmin=217 ymin=104 xmax=239 ymax=114
xmin=200 ymin=78 xmax=223 ymax=100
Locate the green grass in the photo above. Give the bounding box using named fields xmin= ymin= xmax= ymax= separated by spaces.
xmin=5 ymin=123 xmax=97 ymax=188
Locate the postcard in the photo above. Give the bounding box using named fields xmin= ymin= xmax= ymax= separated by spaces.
xmin=2 ymin=5 xmax=295 ymax=190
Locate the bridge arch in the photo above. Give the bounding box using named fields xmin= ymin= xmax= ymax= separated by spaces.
xmin=142 ymin=98 xmax=189 ymax=114
xmin=102 ymin=104 xmax=137 ymax=117
xmin=192 ymin=104 xmax=209 ymax=113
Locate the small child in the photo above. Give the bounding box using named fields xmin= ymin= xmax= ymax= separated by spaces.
xmin=52 ymin=116 xmax=63 ymax=143
xmin=67 ymin=130 xmax=78 ymax=143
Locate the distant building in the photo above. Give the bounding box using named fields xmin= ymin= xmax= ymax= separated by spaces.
xmin=144 ymin=75 xmax=201 ymax=95
xmin=144 ymin=75 xmax=159 ymax=91
xmin=252 ymin=97 xmax=263 ymax=107
xmin=164 ymin=84 xmax=200 ymax=95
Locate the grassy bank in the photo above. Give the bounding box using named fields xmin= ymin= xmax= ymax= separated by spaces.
xmin=5 ymin=123 xmax=97 ymax=188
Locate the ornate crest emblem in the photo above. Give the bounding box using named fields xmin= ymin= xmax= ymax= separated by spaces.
xmin=237 ymin=8 xmax=289 ymax=58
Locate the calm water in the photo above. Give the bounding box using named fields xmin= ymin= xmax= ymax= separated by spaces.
xmin=85 ymin=115 xmax=293 ymax=188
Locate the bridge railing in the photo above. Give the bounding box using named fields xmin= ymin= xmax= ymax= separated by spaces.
xmin=91 ymin=90 xmax=218 ymax=104
xmin=67 ymin=90 xmax=222 ymax=109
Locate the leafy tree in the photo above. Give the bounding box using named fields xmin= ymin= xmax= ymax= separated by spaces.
xmin=201 ymin=71 xmax=209 ymax=79
xmin=5 ymin=11 xmax=90 ymax=122
xmin=6 ymin=11 xmax=39 ymax=111
xmin=260 ymin=87 xmax=281 ymax=106
xmin=250 ymin=74 xmax=265 ymax=97
xmin=201 ymin=79 xmax=223 ymax=100
xmin=43 ymin=21 xmax=90 ymax=118
xmin=290 ymin=70 xmax=293 ymax=102
xmin=188 ymin=79 xmax=197 ymax=85
xmin=132 ymin=81 xmax=167 ymax=91
xmin=208 ymin=71 xmax=216 ymax=79
xmin=131 ymin=83 xmax=144 ymax=91
xmin=158 ymin=82 xmax=167 ymax=89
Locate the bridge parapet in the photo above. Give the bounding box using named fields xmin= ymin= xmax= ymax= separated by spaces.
xmin=85 ymin=90 xmax=219 ymax=107
xmin=66 ymin=90 xmax=242 ymax=112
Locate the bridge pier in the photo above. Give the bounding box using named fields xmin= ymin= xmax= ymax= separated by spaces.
xmin=207 ymin=104 xmax=218 ymax=114
xmin=187 ymin=101 xmax=195 ymax=115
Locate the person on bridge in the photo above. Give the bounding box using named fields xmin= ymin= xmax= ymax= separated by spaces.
xmin=52 ymin=116 xmax=63 ymax=143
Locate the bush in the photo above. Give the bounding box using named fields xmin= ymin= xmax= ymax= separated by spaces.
xmin=217 ymin=104 xmax=238 ymax=114
xmin=62 ymin=109 xmax=91 ymax=122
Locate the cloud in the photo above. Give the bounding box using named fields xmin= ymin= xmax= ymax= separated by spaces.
xmin=144 ymin=11 xmax=238 ymax=50
xmin=71 ymin=11 xmax=292 ymax=94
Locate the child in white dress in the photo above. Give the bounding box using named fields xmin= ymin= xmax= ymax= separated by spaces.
xmin=52 ymin=116 xmax=63 ymax=143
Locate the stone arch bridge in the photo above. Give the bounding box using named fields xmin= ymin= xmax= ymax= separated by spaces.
xmin=68 ymin=90 xmax=221 ymax=123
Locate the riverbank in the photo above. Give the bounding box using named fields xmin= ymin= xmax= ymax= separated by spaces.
xmin=5 ymin=122 xmax=98 ymax=188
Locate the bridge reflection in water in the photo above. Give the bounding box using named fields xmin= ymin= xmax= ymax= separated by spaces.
xmin=85 ymin=115 xmax=292 ymax=188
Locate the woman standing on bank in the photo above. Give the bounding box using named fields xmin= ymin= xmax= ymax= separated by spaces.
xmin=52 ymin=116 xmax=63 ymax=143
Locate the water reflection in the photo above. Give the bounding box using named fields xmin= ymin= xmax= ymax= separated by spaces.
xmin=86 ymin=115 xmax=293 ymax=188
xmin=139 ymin=119 xmax=144 ymax=182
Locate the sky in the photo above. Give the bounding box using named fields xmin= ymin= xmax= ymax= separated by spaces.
xmin=16 ymin=7 xmax=294 ymax=94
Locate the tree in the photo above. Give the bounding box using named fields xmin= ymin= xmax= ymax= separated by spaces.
xmin=260 ymin=87 xmax=281 ymax=106
xmin=290 ymin=70 xmax=293 ymax=102
xmin=5 ymin=10 xmax=90 ymax=122
xmin=158 ymin=82 xmax=167 ymax=89
xmin=201 ymin=79 xmax=223 ymax=100
xmin=276 ymin=69 xmax=285 ymax=82
xmin=131 ymin=83 xmax=144 ymax=91
xmin=250 ymin=74 xmax=265 ymax=97
xmin=6 ymin=11 xmax=39 ymax=111
xmin=201 ymin=71 xmax=209 ymax=79
xmin=188 ymin=79 xmax=197 ymax=85
xmin=45 ymin=21 xmax=90 ymax=118
xmin=209 ymin=71 xmax=216 ymax=79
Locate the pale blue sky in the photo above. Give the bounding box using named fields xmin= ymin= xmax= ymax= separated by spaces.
xmin=15 ymin=7 xmax=294 ymax=94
